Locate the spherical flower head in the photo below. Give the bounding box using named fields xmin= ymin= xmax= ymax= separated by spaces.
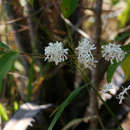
xmin=44 ymin=41 xmax=68 ymax=65
xmin=101 ymin=43 xmax=126 ymax=64
xmin=76 ymin=38 xmax=97 ymax=69
xmin=76 ymin=38 xmax=96 ymax=54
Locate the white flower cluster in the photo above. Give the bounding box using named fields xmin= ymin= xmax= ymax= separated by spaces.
xmin=101 ymin=43 xmax=125 ymax=64
xmin=76 ymin=38 xmax=97 ymax=69
xmin=44 ymin=41 xmax=68 ymax=65
xmin=44 ymin=40 xmax=126 ymax=69
xmin=101 ymin=83 xmax=113 ymax=94
xmin=116 ymin=85 xmax=130 ymax=104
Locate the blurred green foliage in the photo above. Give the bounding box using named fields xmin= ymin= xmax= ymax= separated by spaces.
xmin=118 ymin=0 xmax=130 ymax=28
xmin=29 ymin=0 xmax=34 ymax=6
xmin=0 ymin=103 xmax=8 ymax=121
xmin=0 ymin=42 xmax=9 ymax=49
xmin=13 ymin=101 xmax=19 ymax=112
xmin=110 ymin=0 xmax=119 ymax=5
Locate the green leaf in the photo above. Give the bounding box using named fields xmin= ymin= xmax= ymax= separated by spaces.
xmin=0 ymin=103 xmax=8 ymax=121
xmin=0 ymin=51 xmax=19 ymax=92
xmin=29 ymin=0 xmax=34 ymax=6
xmin=121 ymin=44 xmax=130 ymax=51
xmin=122 ymin=54 xmax=130 ymax=80
xmin=106 ymin=54 xmax=129 ymax=83
xmin=0 ymin=41 xmax=9 ymax=49
xmin=107 ymin=61 xmax=121 ymax=83
xmin=115 ymin=32 xmax=130 ymax=42
xmin=48 ymin=84 xmax=88 ymax=130
xmin=61 ymin=0 xmax=79 ymax=18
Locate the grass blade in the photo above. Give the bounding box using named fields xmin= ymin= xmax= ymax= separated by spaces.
xmin=48 ymin=84 xmax=88 ymax=130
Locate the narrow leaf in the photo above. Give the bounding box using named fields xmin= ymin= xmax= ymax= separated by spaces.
xmin=0 ymin=42 xmax=9 ymax=49
xmin=61 ymin=0 xmax=79 ymax=18
xmin=48 ymin=84 xmax=88 ymax=130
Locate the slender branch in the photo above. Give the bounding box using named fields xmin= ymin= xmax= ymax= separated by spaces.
xmin=5 ymin=6 xmax=45 ymax=24
xmin=61 ymin=15 xmax=90 ymax=38
xmin=80 ymin=6 xmax=114 ymax=13
xmin=78 ymin=6 xmax=95 ymax=12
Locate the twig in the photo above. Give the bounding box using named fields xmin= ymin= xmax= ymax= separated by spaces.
xmin=61 ymin=15 xmax=90 ymax=38
xmin=5 ymin=6 xmax=45 ymax=24
xmin=80 ymin=6 xmax=114 ymax=13
xmin=79 ymin=6 xmax=95 ymax=12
